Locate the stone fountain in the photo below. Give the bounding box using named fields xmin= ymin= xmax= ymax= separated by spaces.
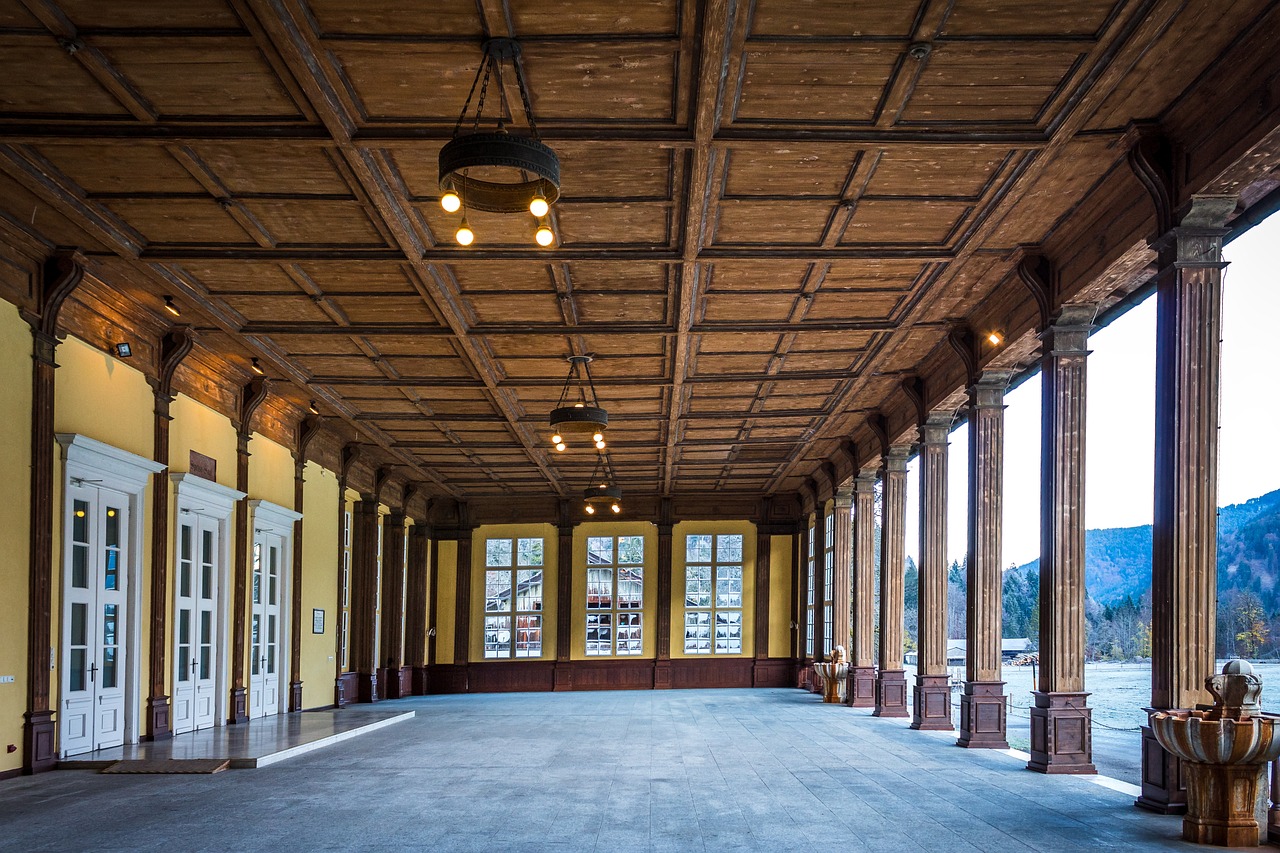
xmin=813 ymin=645 xmax=848 ymax=704
xmin=1150 ymin=660 xmax=1280 ymax=846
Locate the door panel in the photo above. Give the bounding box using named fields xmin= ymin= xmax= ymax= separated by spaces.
xmin=172 ymin=515 xmax=220 ymax=735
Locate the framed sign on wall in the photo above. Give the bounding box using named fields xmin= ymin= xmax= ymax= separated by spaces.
xmin=312 ymin=609 xmax=325 ymax=634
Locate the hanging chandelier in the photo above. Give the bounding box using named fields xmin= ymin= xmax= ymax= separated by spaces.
xmin=439 ymin=38 xmax=559 ymax=247
xmin=583 ymin=451 xmax=622 ymax=515
xmin=549 ymin=355 xmax=608 ymax=452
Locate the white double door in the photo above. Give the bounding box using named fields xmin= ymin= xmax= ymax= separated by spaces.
xmin=249 ymin=531 xmax=284 ymax=719
xmin=60 ymin=483 xmax=129 ymax=757
xmin=172 ymin=514 xmax=220 ymax=734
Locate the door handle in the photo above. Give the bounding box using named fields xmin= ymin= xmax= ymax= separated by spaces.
xmin=88 ymin=662 xmax=97 ymax=684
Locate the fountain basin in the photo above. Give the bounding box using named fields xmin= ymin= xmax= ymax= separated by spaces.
xmin=813 ymin=662 xmax=848 ymax=704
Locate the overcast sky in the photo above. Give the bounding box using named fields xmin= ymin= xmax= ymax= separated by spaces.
xmin=903 ymin=212 xmax=1280 ymax=569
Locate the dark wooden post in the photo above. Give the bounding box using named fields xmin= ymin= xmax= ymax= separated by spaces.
xmin=21 ymin=250 xmax=84 ymax=773
xmin=554 ymin=499 xmax=574 ymax=691
xmin=655 ymin=498 xmax=674 ymax=689
xmin=143 ymin=325 xmax=194 ymax=740
xmin=874 ymin=421 xmax=912 ymax=719
xmin=406 ymin=521 xmax=430 ymax=695
xmin=752 ymin=523 xmax=772 ymax=686
xmin=913 ymin=411 xmax=954 ymax=731
xmin=229 ymin=376 xmax=268 ymax=724
xmin=847 ymin=469 xmax=878 ymax=707
xmin=379 ymin=511 xmax=407 ymax=698
xmin=350 ymin=497 xmax=380 ymax=703
xmin=287 ymin=416 xmax=321 ymax=713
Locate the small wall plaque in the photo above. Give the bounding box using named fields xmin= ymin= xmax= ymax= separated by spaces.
xmin=312 ymin=609 xmax=325 ymax=634
xmin=190 ymin=450 xmax=217 ymax=482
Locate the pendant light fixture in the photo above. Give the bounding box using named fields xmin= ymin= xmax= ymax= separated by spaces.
xmin=583 ymin=450 xmax=622 ymax=515
xmin=549 ymin=355 xmax=608 ymax=452
xmin=439 ymin=38 xmax=560 ymax=247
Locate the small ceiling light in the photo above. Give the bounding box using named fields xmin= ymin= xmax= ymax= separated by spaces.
xmin=549 ymin=355 xmax=608 ymax=451
xmin=530 ymin=190 xmax=549 ymax=218
xmin=456 ymin=217 xmax=474 ymax=246
xmin=535 ymin=221 xmax=554 ymax=247
xmin=440 ymin=186 xmax=461 ymax=213
xmin=113 ymin=342 xmax=132 ymax=359
xmin=611 ymin=503 xmax=621 ymax=514
xmin=585 ymin=504 xmax=596 ymax=515
xmin=987 ymin=331 xmax=1003 ymax=346
xmin=250 ymin=357 xmax=265 ymax=376
xmin=555 ymin=442 xmax=566 ymax=452
xmin=163 ymin=296 xmax=181 ymax=317
xmin=309 ymin=400 xmax=320 ymax=415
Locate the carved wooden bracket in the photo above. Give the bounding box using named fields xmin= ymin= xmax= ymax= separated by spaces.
xmin=901 ymin=375 xmax=927 ymax=426
xmin=340 ymin=442 xmax=362 ymax=488
xmin=947 ymin=325 xmax=979 ymax=386
xmin=295 ymin=414 xmax=322 ymax=466
xmin=24 ymin=249 xmax=86 ymax=362
xmin=1015 ymin=251 xmax=1053 ymax=331
xmin=373 ymin=465 xmax=395 ymax=505
xmin=237 ymin=376 xmax=269 ymax=439
xmin=153 ymin=325 xmax=195 ymax=401
xmin=867 ymin=412 xmax=891 ymax=459
xmin=1125 ymin=120 xmax=1176 ymax=239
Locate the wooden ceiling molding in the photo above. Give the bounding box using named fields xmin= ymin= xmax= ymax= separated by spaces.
xmin=1 ymin=0 xmax=1279 ymax=506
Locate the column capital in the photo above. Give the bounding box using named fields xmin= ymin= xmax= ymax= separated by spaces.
xmin=1040 ymin=304 xmax=1097 ymax=355
xmin=853 ymin=469 xmax=877 ymax=493
xmin=919 ymin=412 xmax=954 ymax=446
xmin=882 ymin=442 xmax=913 ymax=472
xmin=968 ymin=369 xmax=1013 ymax=407
xmin=833 ymin=490 xmax=853 ymax=510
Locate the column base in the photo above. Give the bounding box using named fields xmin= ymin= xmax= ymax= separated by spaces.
xmin=845 ymin=665 xmax=877 ymax=708
xmin=911 ymin=673 xmax=953 ymax=730
xmin=1027 ymin=691 xmax=1095 ymax=774
xmin=411 ymin=665 xmax=430 ymax=696
xmin=377 ymin=667 xmax=407 ymax=699
xmin=957 ymin=681 xmax=1008 ymax=748
xmin=22 ymin=710 xmax=56 ymax=774
xmin=873 ymin=668 xmax=909 ymax=717
xmin=357 ymin=671 xmax=379 ymax=704
xmin=288 ymin=680 xmax=303 ymax=713
xmin=654 ymin=660 xmax=672 ymax=690
xmin=1136 ymin=719 xmax=1188 ymax=814
xmin=143 ymin=695 xmax=172 ymax=741
xmin=1181 ymin=760 xmax=1268 ymax=846
xmin=796 ymin=662 xmax=812 ymax=690
xmin=228 ymin=686 xmax=248 ymax=725
xmin=334 ymin=674 xmax=350 ymax=708
xmin=553 ymin=662 xmax=573 ymax=692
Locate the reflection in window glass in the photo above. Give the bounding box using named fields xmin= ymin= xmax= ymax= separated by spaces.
xmin=584 ymin=535 xmax=644 ymax=656
xmin=482 ymin=537 xmax=544 ymax=658
xmin=684 ymin=533 xmax=745 ymax=655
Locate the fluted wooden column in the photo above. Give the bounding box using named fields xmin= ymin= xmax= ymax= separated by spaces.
xmin=1029 ymin=305 xmax=1098 ymax=773
xmin=553 ymin=509 xmax=574 ymax=691
xmin=875 ymin=444 xmax=911 ymax=717
xmin=350 ymin=498 xmax=380 ymax=703
xmin=654 ymin=517 xmax=674 ymax=689
xmin=378 ymin=512 xmax=407 ymax=698
xmin=959 ymin=369 xmax=1013 ymax=748
xmin=1138 ymin=194 xmax=1236 ymax=812
xmin=230 ymin=378 xmax=267 ymax=723
xmin=406 ymin=523 xmax=430 ymax=694
xmin=796 ymin=515 xmax=812 ymax=688
xmin=913 ymin=414 xmax=954 ymax=730
xmin=846 ymin=471 xmax=878 ymax=707
xmin=830 ymin=492 xmax=852 ymax=658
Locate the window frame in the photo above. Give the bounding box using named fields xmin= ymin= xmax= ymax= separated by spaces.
xmin=682 ymin=533 xmax=745 ymax=656
xmin=482 ymin=537 xmax=546 ymax=659
xmin=584 ymin=534 xmax=645 ymax=657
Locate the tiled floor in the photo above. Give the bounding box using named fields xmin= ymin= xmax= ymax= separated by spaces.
xmin=0 ymin=689 xmax=1235 ymax=851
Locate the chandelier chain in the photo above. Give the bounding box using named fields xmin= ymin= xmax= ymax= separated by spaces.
xmin=510 ymin=48 xmax=540 ymax=140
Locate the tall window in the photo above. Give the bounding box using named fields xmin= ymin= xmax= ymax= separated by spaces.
xmin=805 ymin=523 xmax=815 ymax=656
xmin=823 ymin=510 xmax=834 ymax=656
xmin=340 ymin=508 xmax=351 ymax=669
xmin=484 ymin=538 xmax=544 ymax=658
xmin=585 ymin=535 xmax=644 ymax=656
xmin=683 ymin=533 xmax=744 ymax=655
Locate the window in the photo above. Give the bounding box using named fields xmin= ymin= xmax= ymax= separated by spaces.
xmin=805 ymin=523 xmax=815 ymax=656
xmin=484 ymin=538 xmax=544 ymax=658
xmin=823 ymin=511 xmax=834 ymax=656
xmin=585 ymin=535 xmax=644 ymax=656
xmin=683 ymin=533 xmax=744 ymax=655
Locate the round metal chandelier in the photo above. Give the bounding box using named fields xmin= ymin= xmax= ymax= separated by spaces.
xmin=549 ymin=355 xmax=608 ymax=452
xmin=583 ymin=451 xmax=622 ymax=515
xmin=439 ymin=38 xmax=559 ymax=247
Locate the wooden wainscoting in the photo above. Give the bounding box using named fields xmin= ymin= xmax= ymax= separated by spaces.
xmin=420 ymin=659 xmax=799 ymax=694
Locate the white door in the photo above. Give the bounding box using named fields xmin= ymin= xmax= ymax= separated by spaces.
xmin=249 ymin=533 xmax=283 ymax=718
xmin=172 ymin=515 xmax=219 ymax=735
xmin=60 ymin=484 xmax=129 ymax=757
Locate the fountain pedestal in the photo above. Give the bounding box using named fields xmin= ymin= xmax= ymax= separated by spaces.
xmin=1150 ymin=660 xmax=1280 ymax=847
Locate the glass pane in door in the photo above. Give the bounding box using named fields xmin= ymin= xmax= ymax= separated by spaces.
xmin=177 ymin=609 xmax=191 ymax=683
xmin=104 ymin=507 xmax=120 ymax=590
xmin=179 ymin=525 xmax=192 ymax=598
xmin=102 ymin=604 xmax=117 ymax=687
xmin=69 ymin=603 xmax=87 ymax=691
xmin=72 ymin=501 xmax=89 ymax=588
xmin=201 ymin=529 xmax=214 ymax=599
xmin=251 ymin=614 xmax=260 ymax=675
xmin=199 ymin=610 xmax=212 ymax=680
xmin=268 ymin=546 xmax=277 ymax=606
xmin=267 ymin=615 xmax=276 ymax=674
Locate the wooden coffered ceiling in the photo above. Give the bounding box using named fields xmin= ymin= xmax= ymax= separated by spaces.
xmin=2 ymin=0 xmax=1279 ymax=503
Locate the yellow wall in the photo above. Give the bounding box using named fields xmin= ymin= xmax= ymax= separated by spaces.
xmin=434 ymin=539 xmax=457 ymax=664
xmin=469 ymin=524 xmax=558 ymax=663
xmin=169 ymin=393 xmax=238 ymax=491
xmin=769 ymin=534 xmax=794 ymax=658
xmin=0 ymin=305 xmax=32 ymax=774
xmin=247 ymin=431 xmax=295 ymax=509
xmin=570 ymin=522 xmax=657 ymax=661
xmin=670 ymin=521 xmax=757 ymax=659
xmin=300 ymin=461 xmax=339 ymax=709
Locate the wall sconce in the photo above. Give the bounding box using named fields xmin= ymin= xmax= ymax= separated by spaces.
xmin=113 ymin=342 xmax=132 ymax=359
xmin=250 ymin=357 xmax=265 ymax=376
xmin=986 ymin=331 xmax=1004 ymax=347
xmin=163 ymin=296 xmax=181 ymax=317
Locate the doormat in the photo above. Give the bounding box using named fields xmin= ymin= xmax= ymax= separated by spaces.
xmin=101 ymin=759 xmax=230 ymax=774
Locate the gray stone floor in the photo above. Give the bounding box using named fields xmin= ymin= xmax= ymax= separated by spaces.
xmin=0 ymin=688 xmax=1237 ymax=851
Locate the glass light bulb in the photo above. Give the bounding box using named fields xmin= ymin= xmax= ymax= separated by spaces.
xmin=585 ymin=504 xmax=595 ymax=515
xmin=574 ymin=402 xmax=584 ymax=408
xmin=456 ymin=224 xmax=474 ymax=246
xmin=592 ymin=432 xmax=603 ymax=443
xmin=441 ymin=191 xmax=461 ymax=213
xmin=535 ymin=225 xmax=554 ymax=247
xmin=551 ymin=433 xmax=563 ymax=444
xmin=611 ymin=504 xmax=621 ymax=514
xmin=595 ymin=439 xmax=606 ymax=450
xmin=530 ymin=195 xmax=549 ymax=218
xmin=987 ymin=332 xmax=1002 ymax=346
xmin=555 ymin=442 xmax=566 ymax=452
